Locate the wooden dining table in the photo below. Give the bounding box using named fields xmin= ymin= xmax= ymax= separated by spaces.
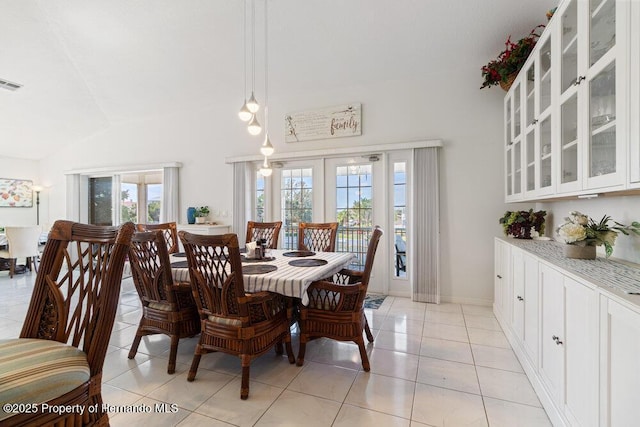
xmin=170 ymin=249 xmax=356 ymax=305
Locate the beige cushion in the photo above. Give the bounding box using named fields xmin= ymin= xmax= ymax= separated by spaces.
xmin=0 ymin=338 xmax=90 ymax=421
xmin=207 ymin=315 xmax=242 ymax=327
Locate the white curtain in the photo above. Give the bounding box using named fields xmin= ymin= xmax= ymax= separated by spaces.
xmin=162 ymin=166 xmax=180 ymax=223
xmin=412 ymin=147 xmax=440 ymax=303
xmin=65 ymin=174 xmax=81 ymax=221
xmin=112 ymin=174 xmax=122 ymax=225
xmin=232 ymin=162 xmax=249 ymax=238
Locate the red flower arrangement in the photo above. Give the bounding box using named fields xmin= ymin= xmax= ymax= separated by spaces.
xmin=481 ymin=25 xmax=545 ymax=89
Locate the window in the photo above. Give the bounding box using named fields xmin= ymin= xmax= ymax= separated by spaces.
xmin=336 ymin=164 xmax=372 ymax=269
xmin=121 ymin=182 xmax=138 ymax=223
xmin=281 ymin=168 xmax=312 ymax=249
xmin=89 ymin=177 xmax=113 ymax=226
xmin=146 ymin=183 xmax=162 ymax=224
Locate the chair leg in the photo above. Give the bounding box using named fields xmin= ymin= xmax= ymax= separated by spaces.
xmin=355 ymin=336 xmax=371 ymax=371
xmin=32 ymin=256 xmax=38 ymax=273
xmin=275 ymin=342 xmax=284 ymax=355
xmin=364 ymin=316 xmax=374 ymax=343
xmin=284 ymin=336 xmax=295 ymax=364
xmin=9 ymin=258 xmax=15 ymax=278
xmin=240 ymin=355 xmax=251 ymax=400
xmin=187 ymin=344 xmax=203 ymax=382
xmin=167 ymin=334 xmax=179 ymax=374
xmin=296 ymin=336 xmax=307 ymax=367
xmin=128 ymin=322 xmax=144 ymax=359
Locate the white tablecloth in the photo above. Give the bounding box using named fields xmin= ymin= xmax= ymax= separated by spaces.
xmin=171 ymin=249 xmax=355 ymax=305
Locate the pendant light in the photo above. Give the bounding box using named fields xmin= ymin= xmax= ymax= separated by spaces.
xmin=246 ymin=0 xmax=259 ymax=114
xmin=247 ymin=114 xmax=262 ymax=135
xmin=259 ymin=156 xmax=273 ymax=177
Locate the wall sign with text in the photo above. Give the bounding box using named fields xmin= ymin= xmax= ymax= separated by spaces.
xmin=285 ymin=103 xmax=362 ymax=143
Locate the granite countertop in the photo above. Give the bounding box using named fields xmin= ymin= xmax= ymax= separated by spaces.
xmin=498 ymin=237 xmax=640 ymax=296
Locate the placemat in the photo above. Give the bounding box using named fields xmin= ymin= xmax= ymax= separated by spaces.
xmin=172 ymin=252 xmax=187 ymax=258
xmin=243 ymin=264 xmax=278 ymax=274
xmin=241 ymin=256 xmax=276 ymax=263
xmin=288 ymin=258 xmax=328 ymax=267
xmin=282 ymin=251 xmax=316 ymax=257
xmin=170 ymin=261 xmax=189 ymax=268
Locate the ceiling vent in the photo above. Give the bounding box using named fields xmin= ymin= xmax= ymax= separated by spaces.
xmin=0 ymin=78 xmax=23 ymax=91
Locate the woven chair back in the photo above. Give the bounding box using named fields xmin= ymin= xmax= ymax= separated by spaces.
xmin=298 ymin=222 xmax=338 ymax=252
xmin=136 ymin=222 xmax=179 ymax=254
xmin=245 ymin=221 xmax=282 ymax=249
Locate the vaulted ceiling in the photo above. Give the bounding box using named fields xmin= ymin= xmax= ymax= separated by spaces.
xmin=0 ymin=0 xmax=557 ymax=160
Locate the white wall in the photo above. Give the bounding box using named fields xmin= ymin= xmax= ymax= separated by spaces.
xmin=0 ymin=157 xmax=44 ymax=227
xmin=37 ymin=66 xmax=514 ymax=305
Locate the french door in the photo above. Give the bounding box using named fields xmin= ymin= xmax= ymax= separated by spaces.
xmin=268 ymin=151 xmax=412 ymax=297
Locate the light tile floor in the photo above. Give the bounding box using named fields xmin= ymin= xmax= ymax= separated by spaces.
xmin=0 ymin=272 xmax=552 ymax=426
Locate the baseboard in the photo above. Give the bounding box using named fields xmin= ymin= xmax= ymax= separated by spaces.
xmin=440 ymin=295 xmax=493 ymax=306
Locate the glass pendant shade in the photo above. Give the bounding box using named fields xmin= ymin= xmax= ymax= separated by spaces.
xmin=247 ymin=114 xmax=262 ymax=135
xmin=247 ymin=92 xmax=259 ymax=113
xmin=259 ymin=156 xmax=273 ymax=177
xmin=260 ymin=134 xmax=274 ymax=156
xmin=238 ymin=101 xmax=252 ymax=121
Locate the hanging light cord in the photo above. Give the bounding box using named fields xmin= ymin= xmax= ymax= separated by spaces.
xmin=251 ymin=0 xmax=256 ymax=99
xmin=264 ymin=0 xmax=268 ymax=130
xmin=243 ymin=0 xmax=247 ymax=99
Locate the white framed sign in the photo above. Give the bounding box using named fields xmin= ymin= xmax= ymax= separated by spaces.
xmin=285 ymin=103 xmax=362 ymax=143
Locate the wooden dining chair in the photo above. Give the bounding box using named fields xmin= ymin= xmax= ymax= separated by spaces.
xmin=0 ymin=226 xmax=42 ymax=277
xmin=179 ymin=231 xmax=294 ymax=399
xmin=296 ymin=226 xmax=383 ymax=371
xmin=136 ymin=221 xmax=179 ymax=254
xmin=127 ymin=230 xmax=200 ymax=374
xmin=0 ymin=220 xmax=134 ymax=426
xmin=298 ymin=222 xmax=339 ymax=252
xmin=245 ymin=221 xmax=282 ymax=249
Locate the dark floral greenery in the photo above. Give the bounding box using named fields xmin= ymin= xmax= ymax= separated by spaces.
xmin=481 ymin=25 xmax=545 ymax=89
xmin=499 ymin=209 xmax=547 ymax=239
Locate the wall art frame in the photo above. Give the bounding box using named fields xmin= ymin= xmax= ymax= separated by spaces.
xmin=0 ymin=178 xmax=34 ymax=207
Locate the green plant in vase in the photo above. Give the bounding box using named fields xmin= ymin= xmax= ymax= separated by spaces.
xmin=194 ymin=206 xmax=210 ymax=223
xmin=499 ymin=209 xmax=546 ymax=239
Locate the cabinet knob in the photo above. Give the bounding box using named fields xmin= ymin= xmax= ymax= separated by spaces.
xmin=517 ymin=295 xmax=524 ymax=301
xmin=552 ymin=335 xmax=563 ymax=345
xmin=497 ymin=275 xmax=502 ymax=279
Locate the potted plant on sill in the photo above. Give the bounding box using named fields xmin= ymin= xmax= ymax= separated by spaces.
xmin=194 ymin=206 xmax=210 ymax=224
xmin=481 ymin=24 xmax=544 ymax=91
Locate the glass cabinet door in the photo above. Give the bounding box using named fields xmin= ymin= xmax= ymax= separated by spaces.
xmin=587 ymin=0 xmax=618 ymax=183
xmin=589 ymin=62 xmax=616 ymax=177
xmin=540 ymin=116 xmax=553 ymax=190
xmin=561 ymin=1 xmax=579 ymax=93
xmin=539 ymin=37 xmax=552 ymax=115
xmin=561 ymin=94 xmax=579 ymax=185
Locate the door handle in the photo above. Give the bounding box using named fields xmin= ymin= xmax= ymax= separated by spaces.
xmin=517 ymin=295 xmax=524 ymax=301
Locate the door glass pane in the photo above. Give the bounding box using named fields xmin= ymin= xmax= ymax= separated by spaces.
xmin=540 ymin=37 xmax=552 ymax=112
xmin=506 ymin=99 xmax=512 ymax=144
xmin=590 ymin=0 xmax=615 ymax=66
xmin=89 ymin=177 xmax=112 ymax=226
xmin=540 ymin=116 xmax=552 ymax=188
xmin=590 ymin=62 xmax=616 ymax=177
xmin=121 ymin=182 xmax=138 ymax=223
xmin=336 ymin=164 xmax=372 ymax=270
xmin=393 ymin=162 xmax=407 ymax=278
xmin=281 ymin=168 xmax=312 ymax=250
xmin=562 ymin=1 xmax=579 ymax=92
xmin=256 ymin=172 xmax=265 ymax=222
xmin=146 ymin=183 xmax=161 ymax=224
xmin=562 ymin=94 xmax=579 ymax=183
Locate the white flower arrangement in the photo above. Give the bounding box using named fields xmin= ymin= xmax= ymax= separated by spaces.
xmin=556 ymin=211 xmax=640 ymax=258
